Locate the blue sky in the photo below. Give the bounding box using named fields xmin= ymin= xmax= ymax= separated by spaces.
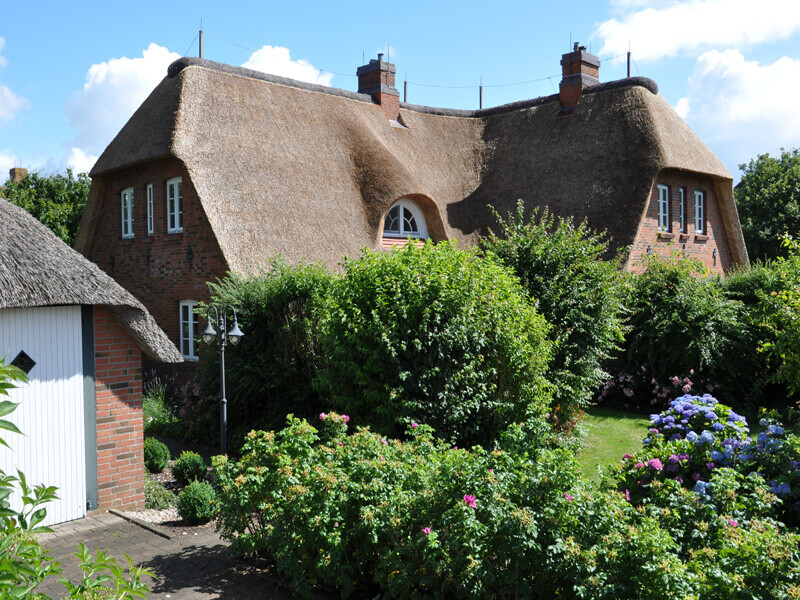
xmin=2 ymin=0 xmax=800 ymax=183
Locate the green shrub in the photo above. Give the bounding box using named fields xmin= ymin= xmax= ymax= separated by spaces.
xmin=142 ymin=375 xmax=182 ymax=438
xmin=619 ymin=254 xmax=753 ymax=411
xmin=144 ymin=478 xmax=175 ymax=510
xmin=482 ymin=204 xmax=627 ymax=425
xmin=195 ymin=258 xmax=333 ymax=449
xmin=313 ymin=242 xmax=552 ymax=446
xmin=216 ymin=414 xmax=800 ymax=599
xmin=171 ymin=451 xmax=206 ymax=486
xmin=176 ymin=481 xmax=217 ymax=524
xmin=143 ymin=438 xmax=170 ymax=474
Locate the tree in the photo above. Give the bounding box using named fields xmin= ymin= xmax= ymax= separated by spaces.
xmin=2 ymin=170 xmax=91 ymax=246
xmin=736 ymin=149 xmax=800 ymax=262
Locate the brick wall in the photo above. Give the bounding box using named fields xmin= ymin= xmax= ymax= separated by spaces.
xmin=87 ymin=158 xmax=229 ymax=378
xmin=94 ymin=306 xmax=144 ymax=510
xmin=629 ymin=169 xmax=732 ymax=274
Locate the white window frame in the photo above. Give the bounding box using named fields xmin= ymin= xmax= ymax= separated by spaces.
xmin=179 ymin=300 xmax=199 ymax=361
xmin=679 ymin=187 xmax=686 ymax=233
xmin=694 ymin=190 xmax=705 ymax=235
xmin=382 ymin=198 xmax=429 ymax=239
xmin=146 ymin=183 xmax=154 ymax=235
xmin=657 ymin=184 xmax=670 ymax=232
xmin=167 ymin=177 xmax=183 ymax=233
xmin=121 ymin=187 xmax=134 ymax=239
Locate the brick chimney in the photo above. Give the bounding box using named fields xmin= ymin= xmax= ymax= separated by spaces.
xmin=357 ymin=53 xmax=400 ymax=122
xmin=8 ymin=167 xmax=28 ymax=183
xmin=559 ymin=43 xmax=600 ymax=112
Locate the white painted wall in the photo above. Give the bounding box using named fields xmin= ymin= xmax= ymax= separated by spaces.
xmin=0 ymin=306 xmax=87 ymax=525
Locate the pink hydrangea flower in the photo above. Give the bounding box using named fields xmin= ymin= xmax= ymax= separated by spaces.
xmin=423 ymin=527 xmax=431 ymax=535
xmin=622 ymin=454 xmax=633 ymax=460
xmin=564 ymin=492 xmax=574 ymax=503
xmin=411 ymin=422 xmax=419 ymax=428
xmin=635 ymin=462 xmax=645 ymax=468
xmin=647 ymin=458 xmax=664 ymax=471
xmin=464 ymin=494 xmax=477 ymax=508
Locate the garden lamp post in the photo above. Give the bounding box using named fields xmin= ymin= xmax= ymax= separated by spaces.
xmin=201 ymin=305 xmax=244 ymax=454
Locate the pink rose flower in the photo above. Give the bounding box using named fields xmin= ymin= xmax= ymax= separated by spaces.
xmin=381 ymin=439 xmax=388 ymax=445
xmin=342 ymin=415 xmax=350 ymax=423
xmin=728 ymin=519 xmax=738 ymax=527
xmin=564 ymin=492 xmax=574 ymax=503
xmin=423 ymin=527 xmax=431 ymax=535
xmin=625 ymin=489 xmax=631 ymax=501
xmin=464 ymin=494 xmax=477 ymax=508
xmin=411 ymin=422 xmax=419 ymax=428
xmin=319 ymin=412 xmax=326 ymax=419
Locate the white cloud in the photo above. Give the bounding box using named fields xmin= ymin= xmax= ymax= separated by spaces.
xmin=65 ymin=147 xmax=97 ymax=175
xmin=64 ymin=43 xmax=179 ymax=155
xmin=595 ymin=0 xmax=800 ymax=63
xmin=242 ymin=46 xmax=333 ymax=86
xmin=0 ymin=37 xmax=30 ymax=128
xmin=677 ymin=49 xmax=800 ymax=168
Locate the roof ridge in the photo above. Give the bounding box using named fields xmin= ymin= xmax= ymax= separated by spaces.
xmin=167 ymin=57 xmax=659 ymax=118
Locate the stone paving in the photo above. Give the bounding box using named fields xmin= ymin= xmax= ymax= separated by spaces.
xmin=36 ymin=512 xmax=298 ymax=599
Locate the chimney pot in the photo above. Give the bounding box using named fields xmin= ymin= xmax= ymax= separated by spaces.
xmin=357 ymin=54 xmax=400 ymax=122
xmin=8 ymin=167 xmax=28 ymax=183
xmin=559 ymin=42 xmax=600 ymax=112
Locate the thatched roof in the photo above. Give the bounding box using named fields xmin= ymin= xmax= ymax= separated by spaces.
xmin=78 ymin=57 xmax=747 ymax=270
xmin=0 ymin=199 xmax=182 ymax=362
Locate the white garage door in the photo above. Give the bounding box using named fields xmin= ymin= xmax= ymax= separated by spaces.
xmin=0 ymin=306 xmax=87 ymax=526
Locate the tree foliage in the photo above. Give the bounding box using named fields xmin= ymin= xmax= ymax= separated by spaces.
xmin=736 ymin=149 xmax=800 ymax=262
xmin=2 ymin=170 xmax=90 ymax=246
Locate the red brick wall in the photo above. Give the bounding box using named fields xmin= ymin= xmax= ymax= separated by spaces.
xmin=94 ymin=306 xmax=144 ymax=510
xmin=629 ymin=169 xmax=732 ymax=274
xmin=87 ymin=158 xmax=229 ymax=376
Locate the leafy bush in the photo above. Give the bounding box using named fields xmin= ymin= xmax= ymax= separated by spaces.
xmin=171 ymin=451 xmax=206 ymax=486
xmin=482 ymin=204 xmax=627 ymax=424
xmin=142 ymin=438 xmax=170 ymax=474
xmin=216 ymin=414 xmax=800 ymax=599
xmin=195 ymin=259 xmax=333 ymax=449
xmin=314 ymin=242 xmax=552 ymax=446
xmin=142 ymin=375 xmax=182 ymax=439
xmin=144 ymin=478 xmax=175 ymax=510
xmin=619 ymin=254 xmax=753 ymax=411
xmin=176 ymin=481 xmax=217 ymax=525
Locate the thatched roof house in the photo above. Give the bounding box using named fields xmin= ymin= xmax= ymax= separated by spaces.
xmin=1 ymin=197 xmax=180 ymax=525
xmin=74 ymin=44 xmax=747 ymax=363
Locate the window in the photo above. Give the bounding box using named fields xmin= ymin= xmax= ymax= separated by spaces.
xmin=657 ymin=184 xmax=670 ymax=232
xmin=146 ymin=184 xmax=154 ymax=235
xmin=679 ymin=187 xmax=687 ymax=233
xmin=179 ymin=301 xmax=199 ymax=360
xmin=167 ymin=177 xmax=183 ymax=233
xmin=694 ymin=190 xmax=705 ymax=234
xmin=383 ymin=199 xmax=429 ymax=239
xmin=121 ymin=187 xmax=134 ymax=238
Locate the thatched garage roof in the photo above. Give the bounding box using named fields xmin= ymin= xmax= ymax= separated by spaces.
xmin=0 ymin=199 xmax=182 ymax=362
xmin=77 ymin=57 xmax=747 ymax=270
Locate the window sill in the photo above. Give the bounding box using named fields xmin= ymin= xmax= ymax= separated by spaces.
xmin=678 ymin=233 xmax=690 ymax=241
xmin=657 ymin=232 xmax=675 ymax=240
xmin=181 ymin=356 xmax=199 ymax=363
xmin=694 ymin=234 xmax=709 ymax=242
xmin=167 ymin=229 xmax=184 ymax=235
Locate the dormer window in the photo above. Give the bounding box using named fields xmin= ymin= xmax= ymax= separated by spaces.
xmin=383 ymin=199 xmax=428 ymax=239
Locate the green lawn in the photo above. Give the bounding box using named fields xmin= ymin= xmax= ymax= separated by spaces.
xmin=577 ymin=408 xmax=650 ymax=481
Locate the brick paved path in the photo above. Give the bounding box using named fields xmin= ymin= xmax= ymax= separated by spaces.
xmin=36 ymin=512 xmax=297 ymax=599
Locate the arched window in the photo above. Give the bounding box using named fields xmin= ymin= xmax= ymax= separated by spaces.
xmin=382 ymin=199 xmax=428 ymax=239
